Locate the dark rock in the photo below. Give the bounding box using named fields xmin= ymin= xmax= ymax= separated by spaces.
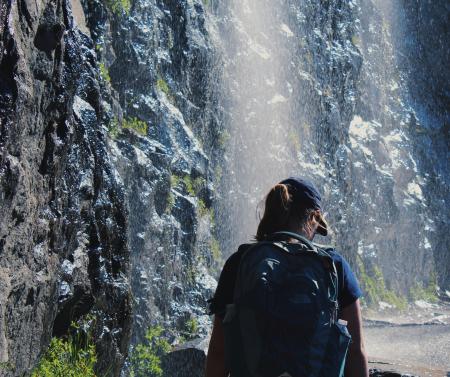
xmin=0 ymin=0 xmax=131 ymax=375
xmin=162 ymin=338 xmax=209 ymax=377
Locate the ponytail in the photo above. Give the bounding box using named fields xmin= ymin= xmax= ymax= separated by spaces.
xmin=255 ymin=184 xmax=292 ymax=241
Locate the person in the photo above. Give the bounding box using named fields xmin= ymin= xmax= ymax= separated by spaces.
xmin=205 ymin=177 xmax=369 ymax=377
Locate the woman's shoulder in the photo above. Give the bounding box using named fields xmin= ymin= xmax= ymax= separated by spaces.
xmin=314 ymin=244 xmax=349 ymax=265
xmin=223 ymin=243 xmax=254 ymax=269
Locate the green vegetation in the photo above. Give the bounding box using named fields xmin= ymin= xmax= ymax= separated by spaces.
xmin=0 ymin=362 xmax=14 ymax=371
xmin=130 ymin=326 xmax=171 ymax=377
xmin=180 ymin=317 xmax=199 ymax=341
xmin=107 ymin=117 xmax=120 ymax=139
xmin=357 ymin=257 xmax=407 ymax=310
xmin=217 ymin=130 xmax=230 ymax=148
xmin=105 ymin=0 xmax=131 ymax=15
xmin=123 ymin=117 xmax=148 ymax=136
xmin=107 ymin=117 xmax=148 ymax=138
xmin=180 ymin=175 xmax=205 ymax=198
xmin=166 ymin=192 xmax=175 ymax=213
xmin=214 ymin=166 xmax=222 ymax=184
xmin=156 ymin=77 xmax=171 ymax=97
xmin=98 ymin=62 xmax=111 ymax=84
xmin=170 ymin=174 xmax=181 ymax=189
xmin=409 ymin=275 xmax=438 ymax=303
xmin=186 ymin=263 xmax=197 ymax=284
xmin=198 ymin=199 xmax=213 ymax=219
xmin=32 ymin=322 xmax=97 ymax=377
xmin=169 ymin=173 xmax=205 ymax=198
xmin=210 ymin=237 xmax=221 ymax=264
xmin=166 ymin=174 xmax=181 ymax=213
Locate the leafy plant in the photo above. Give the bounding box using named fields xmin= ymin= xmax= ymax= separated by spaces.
xmin=217 ymin=130 xmax=230 ymax=148
xmin=180 ymin=317 xmax=199 ymax=341
xmin=170 ymin=174 xmax=181 ymax=189
xmin=197 ymin=199 xmax=209 ymax=218
xmin=122 ymin=117 xmax=148 ymax=136
xmin=98 ymin=62 xmax=111 ymax=84
xmin=107 ymin=117 xmax=120 ymax=139
xmin=32 ymin=322 xmax=97 ymax=377
xmin=357 ymin=257 xmax=407 ymax=310
xmin=183 ymin=176 xmax=205 ymax=197
xmin=0 ymin=362 xmax=14 ymax=371
xmin=156 ymin=77 xmax=171 ymax=97
xmin=130 ymin=326 xmax=171 ymax=377
xmin=105 ymin=0 xmax=131 ymax=15
xmin=166 ymin=192 xmax=175 ymax=213
xmin=409 ymin=276 xmax=438 ymax=303
xmin=210 ymin=237 xmax=221 ymax=264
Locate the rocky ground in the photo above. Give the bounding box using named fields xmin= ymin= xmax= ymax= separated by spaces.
xmin=161 ymin=337 xmax=449 ymax=377
xmin=363 ymin=301 xmax=450 ymax=376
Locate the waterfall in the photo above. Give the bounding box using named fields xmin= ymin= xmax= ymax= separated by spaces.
xmin=215 ymin=0 xmax=446 ymax=299
xmin=217 ymin=0 xmax=314 ymax=248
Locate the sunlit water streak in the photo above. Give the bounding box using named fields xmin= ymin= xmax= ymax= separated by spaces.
xmin=217 ymin=0 xmax=304 ymax=247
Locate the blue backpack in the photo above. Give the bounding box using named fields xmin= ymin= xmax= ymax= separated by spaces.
xmin=223 ymin=231 xmax=351 ymax=377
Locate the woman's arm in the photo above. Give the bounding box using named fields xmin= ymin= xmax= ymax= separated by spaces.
xmin=341 ymin=299 xmax=369 ymax=377
xmin=205 ymin=315 xmax=228 ymax=377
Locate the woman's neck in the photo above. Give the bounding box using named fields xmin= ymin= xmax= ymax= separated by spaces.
xmin=285 ymin=226 xmax=314 ymax=241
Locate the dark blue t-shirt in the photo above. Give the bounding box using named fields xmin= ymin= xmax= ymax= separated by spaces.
xmin=208 ymin=243 xmax=363 ymax=317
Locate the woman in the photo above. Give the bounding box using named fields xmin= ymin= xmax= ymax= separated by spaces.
xmin=206 ymin=177 xmax=369 ymax=377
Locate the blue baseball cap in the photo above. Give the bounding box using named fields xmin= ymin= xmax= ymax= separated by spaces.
xmin=279 ymin=177 xmax=328 ymax=236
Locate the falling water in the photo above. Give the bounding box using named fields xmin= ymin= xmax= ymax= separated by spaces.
xmin=217 ymin=0 xmax=306 ymax=247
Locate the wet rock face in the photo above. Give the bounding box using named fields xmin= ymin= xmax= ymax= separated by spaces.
xmin=291 ymin=0 xmax=449 ymax=294
xmin=392 ymin=0 xmax=450 ymax=291
xmin=0 ymin=0 xmax=131 ymax=375
xmin=1 ymin=0 xmax=218 ymax=373
xmin=81 ymin=0 xmax=220 ymax=346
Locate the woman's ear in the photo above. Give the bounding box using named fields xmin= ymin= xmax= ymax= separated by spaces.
xmin=310 ymin=210 xmax=320 ymax=225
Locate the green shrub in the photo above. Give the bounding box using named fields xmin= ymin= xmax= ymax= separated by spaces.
xmin=182 ymin=176 xmax=205 ymax=197
xmin=214 ymin=166 xmax=222 ymax=184
xmin=98 ymin=62 xmax=111 ymax=84
xmin=357 ymin=257 xmax=407 ymax=310
xmin=123 ymin=117 xmax=148 ymax=136
xmin=32 ymin=323 xmax=97 ymax=377
xmin=0 ymin=362 xmax=14 ymax=371
xmin=409 ymin=278 xmax=438 ymax=303
xmin=107 ymin=117 xmax=120 ymax=139
xmin=170 ymin=174 xmax=181 ymax=189
xmin=166 ymin=192 xmax=175 ymax=213
xmin=156 ymin=77 xmax=171 ymax=97
xmin=180 ymin=317 xmax=199 ymax=341
xmin=210 ymin=237 xmax=221 ymax=263
xmin=130 ymin=326 xmax=171 ymax=377
xmin=217 ymin=130 xmax=230 ymax=148
xmin=105 ymin=0 xmax=131 ymax=15
xmin=198 ymin=199 xmax=214 ymax=221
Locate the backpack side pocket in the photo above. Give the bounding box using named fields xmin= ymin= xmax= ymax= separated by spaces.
xmin=333 ymin=322 xmax=352 ymax=377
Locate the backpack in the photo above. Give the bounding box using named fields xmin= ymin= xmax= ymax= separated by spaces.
xmin=222 ymin=231 xmax=351 ymax=377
